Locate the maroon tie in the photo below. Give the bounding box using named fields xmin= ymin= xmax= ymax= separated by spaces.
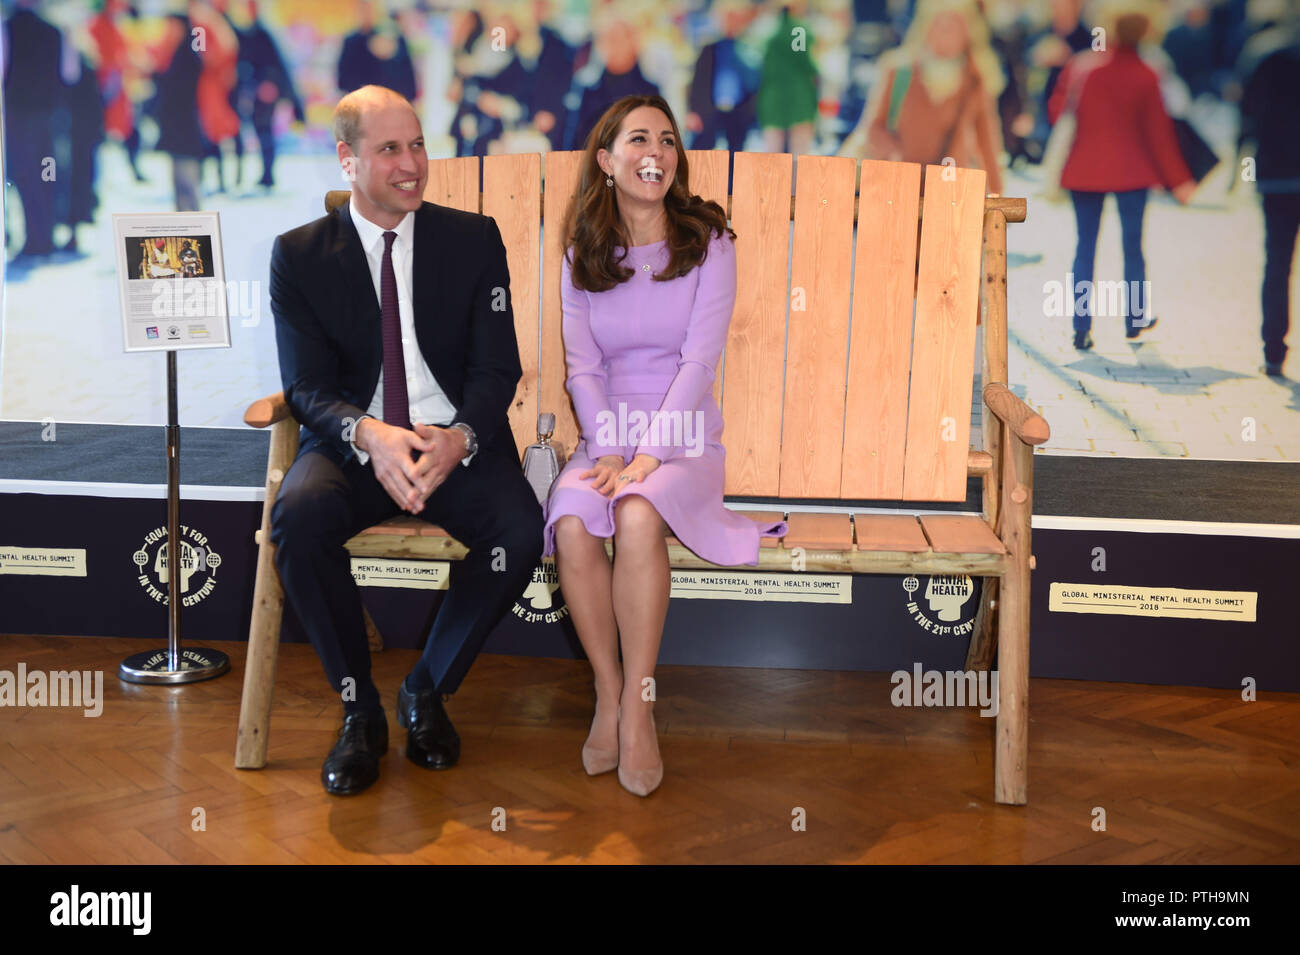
xmin=380 ymin=230 xmax=410 ymax=429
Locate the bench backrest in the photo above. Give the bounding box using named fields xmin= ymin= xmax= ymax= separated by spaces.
xmin=330 ymin=151 xmax=997 ymax=504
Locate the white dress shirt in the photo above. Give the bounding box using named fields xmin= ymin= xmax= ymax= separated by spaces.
xmin=348 ymin=198 xmax=474 ymax=467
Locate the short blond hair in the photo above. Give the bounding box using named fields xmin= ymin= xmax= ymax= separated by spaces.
xmin=332 ymin=85 xmax=416 ymax=148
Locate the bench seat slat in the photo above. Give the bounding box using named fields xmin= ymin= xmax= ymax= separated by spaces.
xmin=342 ymin=512 xmax=1004 ymax=574
xmin=356 ymin=516 xmax=423 ymax=536
xmin=354 ymin=516 xmax=453 ymax=537
xmin=917 ymin=514 xmax=1005 ymax=554
xmin=744 ymin=510 xmax=788 ymax=548
xmin=783 ymin=512 xmax=853 ymax=551
xmin=345 ymin=534 xmax=468 ymax=560
xmin=852 ymin=514 xmax=931 ymax=552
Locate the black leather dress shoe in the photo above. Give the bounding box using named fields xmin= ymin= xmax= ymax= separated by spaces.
xmin=321 ymin=710 xmax=388 ymax=795
xmin=397 ymin=679 xmax=460 ymax=769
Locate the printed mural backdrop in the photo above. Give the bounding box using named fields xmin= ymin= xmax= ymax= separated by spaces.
xmin=3 ymin=0 xmax=1298 ymax=463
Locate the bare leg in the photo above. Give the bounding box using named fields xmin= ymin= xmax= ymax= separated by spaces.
xmin=788 ymin=121 xmax=814 ymax=158
xmin=611 ymin=495 xmax=670 ymax=794
xmin=761 ymin=126 xmax=786 ymax=153
xmin=554 ymin=515 xmax=622 ymax=771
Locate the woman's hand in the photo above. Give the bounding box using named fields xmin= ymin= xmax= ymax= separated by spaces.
xmin=580 ymin=454 xmax=627 ymax=497
xmin=614 ymin=454 xmax=661 ymax=490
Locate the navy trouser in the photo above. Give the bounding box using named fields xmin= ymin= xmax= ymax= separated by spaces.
xmin=1261 ymin=192 xmax=1300 ymax=366
xmin=1069 ymin=188 xmax=1149 ymax=335
xmin=271 ymin=432 xmax=543 ymax=713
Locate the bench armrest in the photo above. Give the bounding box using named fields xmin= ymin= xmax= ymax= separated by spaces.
xmin=244 ymin=391 xmax=293 ymax=429
xmin=983 ymin=382 xmax=1050 ymax=446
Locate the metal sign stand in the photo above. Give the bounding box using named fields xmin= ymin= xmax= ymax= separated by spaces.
xmin=120 ymin=350 xmax=231 ymax=684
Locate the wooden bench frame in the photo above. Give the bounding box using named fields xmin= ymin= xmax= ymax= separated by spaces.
xmin=236 ymin=151 xmax=1048 ymax=806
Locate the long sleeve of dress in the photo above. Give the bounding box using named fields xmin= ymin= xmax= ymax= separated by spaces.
xmin=561 ymin=253 xmax=627 ymax=460
xmin=634 ymin=232 xmax=736 ymax=463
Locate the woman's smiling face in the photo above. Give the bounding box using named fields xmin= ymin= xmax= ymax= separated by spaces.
xmin=597 ymin=106 xmax=679 ymax=210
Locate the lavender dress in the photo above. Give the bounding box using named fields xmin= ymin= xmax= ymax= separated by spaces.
xmin=541 ymin=231 xmax=788 ymax=566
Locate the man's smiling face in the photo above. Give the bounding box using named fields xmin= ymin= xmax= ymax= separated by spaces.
xmin=339 ymin=101 xmax=427 ymax=229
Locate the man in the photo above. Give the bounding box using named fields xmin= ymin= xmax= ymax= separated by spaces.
xmin=269 ymin=85 xmax=543 ymax=795
xmin=3 ymin=0 xmax=66 ymax=258
xmin=235 ymin=0 xmax=305 ymax=188
xmin=1238 ymin=16 xmax=1300 ymax=378
xmin=337 ymin=1 xmax=417 ymax=100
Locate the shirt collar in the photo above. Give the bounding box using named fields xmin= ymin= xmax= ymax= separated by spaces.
xmin=349 ymin=197 xmax=415 ymax=255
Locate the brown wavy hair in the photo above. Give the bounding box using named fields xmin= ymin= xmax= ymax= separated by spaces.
xmin=564 ymin=94 xmax=736 ymax=293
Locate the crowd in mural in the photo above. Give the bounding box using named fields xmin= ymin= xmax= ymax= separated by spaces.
xmin=3 ymin=0 xmax=1298 ymax=376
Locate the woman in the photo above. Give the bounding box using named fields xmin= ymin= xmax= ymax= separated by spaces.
xmin=757 ymin=3 xmax=819 ymax=156
xmin=840 ymin=0 xmax=1005 ymax=196
xmin=150 ymin=13 xmax=207 ymax=212
xmin=1048 ymin=1 xmax=1194 ymax=349
xmin=543 ymin=95 xmax=787 ymax=797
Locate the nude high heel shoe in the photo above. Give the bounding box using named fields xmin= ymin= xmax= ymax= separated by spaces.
xmin=581 ymin=704 xmax=618 ymax=776
xmin=617 ymin=709 xmax=663 ymax=797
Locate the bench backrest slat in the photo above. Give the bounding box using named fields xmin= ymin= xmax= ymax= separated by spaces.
xmin=538 ymin=150 xmax=584 ymax=457
xmin=483 ymin=154 xmax=542 ymax=457
xmin=902 ymin=165 xmax=986 ymax=501
xmin=841 ymin=159 xmax=922 ymax=501
xmin=724 ymin=152 xmax=793 ymax=497
xmin=779 ymin=155 xmax=857 ymax=499
xmin=683 ymin=149 xmax=731 ymax=406
xmin=425 ymin=156 xmax=479 ymax=213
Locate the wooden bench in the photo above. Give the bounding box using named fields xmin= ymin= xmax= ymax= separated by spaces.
xmin=236 ymin=151 xmax=1048 ymax=805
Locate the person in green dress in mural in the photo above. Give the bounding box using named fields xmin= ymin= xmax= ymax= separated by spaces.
xmin=758 ymin=2 xmax=820 ymax=156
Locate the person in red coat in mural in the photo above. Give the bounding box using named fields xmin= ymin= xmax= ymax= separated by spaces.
xmin=89 ymin=0 xmax=147 ymax=182
xmin=190 ymin=0 xmax=241 ymax=193
xmin=1048 ymin=3 xmax=1195 ymax=350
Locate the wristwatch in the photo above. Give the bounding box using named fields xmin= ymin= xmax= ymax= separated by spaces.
xmin=449 ymin=421 xmax=477 ymax=458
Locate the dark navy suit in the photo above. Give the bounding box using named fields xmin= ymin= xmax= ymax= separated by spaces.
xmin=268 ymin=200 xmax=543 ymax=710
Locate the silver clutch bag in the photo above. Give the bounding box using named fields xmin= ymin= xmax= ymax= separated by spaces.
xmin=522 ymin=412 xmax=566 ymax=505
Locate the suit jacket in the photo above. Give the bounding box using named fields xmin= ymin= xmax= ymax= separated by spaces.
xmin=269 ymin=200 xmax=521 ymax=463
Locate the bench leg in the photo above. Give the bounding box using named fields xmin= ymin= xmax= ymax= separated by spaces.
xmin=994 ymin=438 xmax=1033 ymax=805
xmin=235 ymin=418 xmax=296 ymax=770
xmin=965 ymin=577 xmax=998 ymax=672
xmin=236 ymin=533 xmax=284 ymax=769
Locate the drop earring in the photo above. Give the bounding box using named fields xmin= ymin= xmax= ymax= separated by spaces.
xmin=605 ymin=176 xmax=613 ymax=187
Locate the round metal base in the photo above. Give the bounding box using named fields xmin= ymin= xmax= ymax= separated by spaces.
xmin=119 ymin=647 xmax=231 ymax=684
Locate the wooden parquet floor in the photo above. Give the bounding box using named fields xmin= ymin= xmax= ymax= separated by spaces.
xmin=1 ymin=634 xmax=1297 ymax=864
